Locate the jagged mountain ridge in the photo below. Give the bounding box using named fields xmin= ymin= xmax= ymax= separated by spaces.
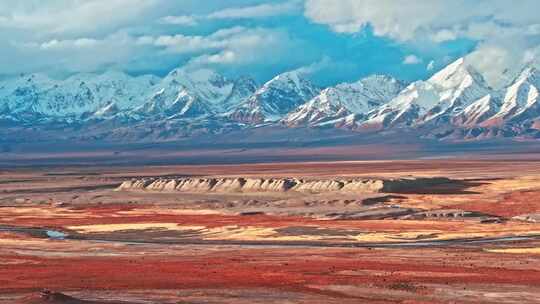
xmin=228 ymin=71 xmax=320 ymax=124
xmin=0 ymin=71 xmax=160 ymax=122
xmin=1 ymin=57 xmax=540 ymax=142
xmin=282 ymin=75 xmax=404 ymax=128
xmin=359 ymin=58 xmax=492 ymax=130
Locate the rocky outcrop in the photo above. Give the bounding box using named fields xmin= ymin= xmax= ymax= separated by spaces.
xmin=513 ymin=213 xmax=540 ymax=223
xmin=293 ymin=180 xmax=344 ymax=192
xmin=242 ymin=178 xmax=298 ymax=192
xmin=342 ymin=179 xmax=385 ymax=192
xmin=177 ymin=178 xmax=217 ymax=192
xmin=116 ymin=176 xmax=451 ymax=194
xmin=125 ymin=179 xmax=155 ymax=190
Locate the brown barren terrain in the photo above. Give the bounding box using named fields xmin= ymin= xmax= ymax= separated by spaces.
xmin=2 ymin=158 xmax=540 ymax=303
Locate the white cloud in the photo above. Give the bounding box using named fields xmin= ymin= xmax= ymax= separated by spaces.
xmin=210 ymin=27 xmax=249 ymax=39
xmin=304 ymin=0 xmax=540 ymax=88
xmin=304 ymin=0 xmax=449 ymax=38
xmin=465 ymin=44 xmax=521 ymax=88
xmin=152 ymin=34 xmax=217 ymax=53
xmin=5 ymin=31 xmax=169 ymax=76
xmin=40 ymin=38 xmax=100 ymax=50
xmin=0 ymin=0 xmax=157 ymax=35
xmin=523 ymin=47 xmax=540 ymax=65
xmin=0 ymin=1 xmax=312 ymax=80
xmin=403 ymin=55 xmax=422 ymax=65
xmin=4 ymin=0 xmax=536 ymax=87
xmin=206 ymin=51 xmax=237 ymax=63
xmin=207 ymin=1 xmax=300 ymax=19
xmin=431 ymin=30 xmax=457 ymax=43
xmin=191 ymin=29 xmax=296 ymax=68
xmin=159 ymin=0 xmax=299 ymax=29
xmin=143 ymin=26 xmax=271 ymax=54
xmin=190 ymin=50 xmax=238 ymax=65
xmin=304 ymin=0 xmax=538 ymax=42
xmin=137 ymin=26 xmax=297 ymax=69
xmin=292 ymin=56 xmax=332 ymax=76
xmin=159 ymin=15 xmax=197 ymax=26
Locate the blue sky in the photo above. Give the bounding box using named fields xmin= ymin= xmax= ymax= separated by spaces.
xmin=0 ymin=0 xmax=538 ymax=88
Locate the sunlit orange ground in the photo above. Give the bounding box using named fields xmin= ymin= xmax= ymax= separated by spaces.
xmin=2 ymin=159 xmax=540 ymax=303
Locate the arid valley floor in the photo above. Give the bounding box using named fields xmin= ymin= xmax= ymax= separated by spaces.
xmin=2 ymin=158 xmax=540 ymax=303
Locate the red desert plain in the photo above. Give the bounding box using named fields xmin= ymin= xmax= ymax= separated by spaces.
xmin=2 ymin=158 xmax=540 ymax=303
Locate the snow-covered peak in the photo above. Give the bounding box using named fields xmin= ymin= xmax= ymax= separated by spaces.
xmin=166 ymin=68 xmax=224 ymax=84
xmin=489 ymin=65 xmax=540 ymax=122
xmin=428 ymin=57 xmax=488 ymax=91
xmin=222 ymin=76 xmax=257 ymax=111
xmin=92 ymin=102 xmax=120 ymax=118
xmin=428 ymin=57 xmax=465 ymax=84
xmin=234 ymin=75 xmax=258 ymax=89
xmin=282 ymin=75 xmax=403 ymax=128
xmin=21 ymin=73 xmax=54 ymax=83
xmin=256 ymin=70 xmax=320 ymax=104
xmin=260 ymin=70 xmax=313 ymax=94
xmin=452 ymin=94 xmax=502 ymax=127
xmin=360 ymin=58 xmax=491 ymax=128
xmin=161 ymin=68 xmax=234 ymax=108
xmin=0 ymin=73 xmax=54 ymax=92
xmin=230 ymin=70 xmax=320 ymax=123
xmin=345 ymin=75 xmax=404 ymax=103
xmin=355 ymin=74 xmax=401 ymax=88
xmin=132 ymin=70 xmax=256 ymax=120
xmin=421 ymin=58 xmax=490 ymax=121
xmin=514 ymin=66 xmax=540 ymax=87
xmin=272 ymin=70 xmax=303 ymax=88
xmin=0 ymin=70 xmax=160 ymax=120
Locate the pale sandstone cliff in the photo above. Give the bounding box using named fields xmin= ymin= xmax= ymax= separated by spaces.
xmin=117 ymin=177 xmax=450 ymax=194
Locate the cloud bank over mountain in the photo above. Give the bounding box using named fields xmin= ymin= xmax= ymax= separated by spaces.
xmin=0 ymin=0 xmax=538 ymax=89
xmin=304 ymin=0 xmax=540 ymax=88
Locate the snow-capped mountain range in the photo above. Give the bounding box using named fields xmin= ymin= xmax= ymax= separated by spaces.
xmin=1 ymin=57 xmax=540 ymax=142
xmin=229 ymin=71 xmax=320 ymax=124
